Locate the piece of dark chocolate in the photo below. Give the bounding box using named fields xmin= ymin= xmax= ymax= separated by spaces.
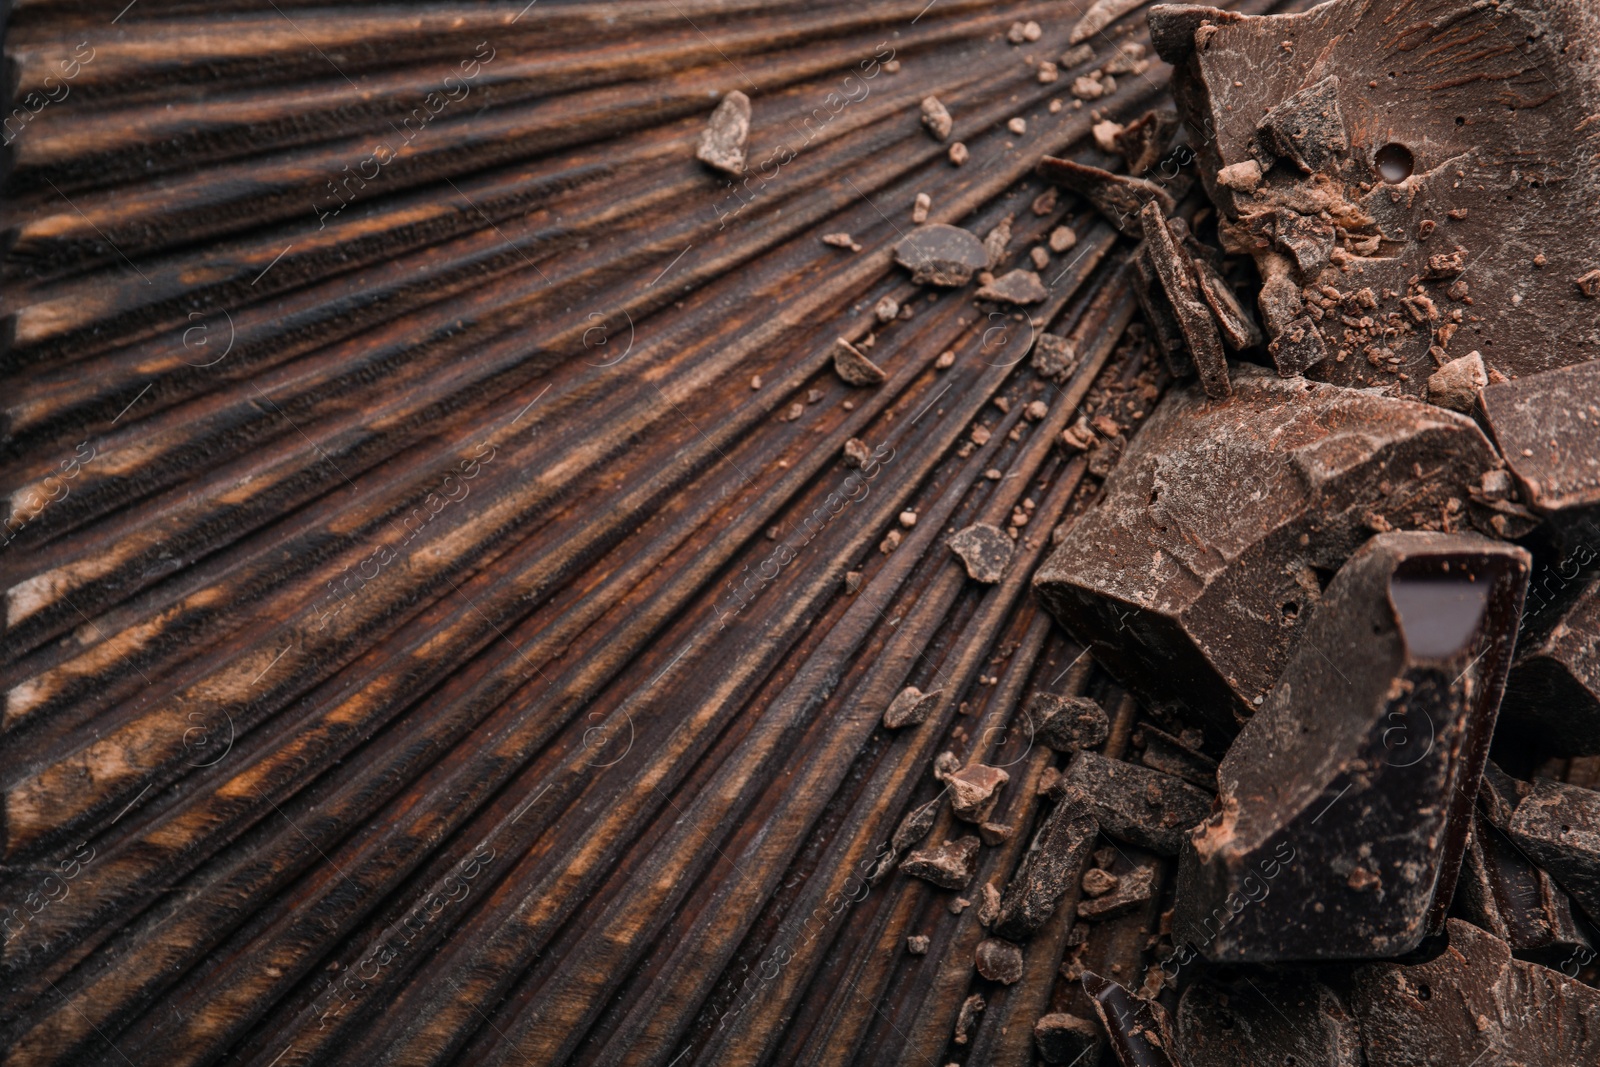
xmin=1175 ymin=532 xmax=1530 ymax=961
xmin=1031 ymin=333 xmax=1079 ymax=380
xmin=1141 ymin=203 xmax=1230 ymax=399
xmin=1034 ymin=365 xmax=1503 ymax=731
xmin=993 ymin=791 xmax=1097 ymax=940
xmin=1133 ymin=724 xmax=1218 ymax=791
xmin=1115 ymin=110 xmax=1181 ymax=176
xmin=1190 ymin=255 xmax=1261 ymax=352
xmin=1078 ymin=863 xmax=1156 ymax=920
xmin=948 ymin=523 xmax=1013 ymax=583
xmin=1458 ymin=808 xmax=1592 ymax=964
xmin=883 ymin=686 xmax=942 ymax=729
xmin=695 ymin=90 xmax=750 ymax=176
xmin=975 ymin=269 xmax=1047 ymax=305
xmin=1256 ymin=76 xmax=1346 ymax=176
xmin=1351 ymin=919 xmax=1600 ymax=1066
xmin=953 ymin=992 xmax=985 ymax=1045
xmin=1035 ymin=1012 xmax=1100 ymax=1066
xmin=1177 ymin=973 xmax=1362 ymax=1067
xmin=974 ymin=938 xmax=1024 ymax=984
xmin=893 ymin=223 xmax=987 ymax=287
xmin=1082 ymin=970 xmax=1182 ymax=1067
xmin=1061 ymin=751 xmax=1211 ymax=856
xmin=1132 ymin=245 xmax=1194 ymax=380
xmin=948 ymin=762 xmax=1009 ymax=824
xmin=1501 ymin=575 xmax=1600 ymax=754
xmin=1508 ymin=777 xmax=1600 ymax=927
xmin=1481 ymin=360 xmax=1600 ymax=515
xmin=1028 ymin=693 xmax=1110 ymax=753
xmin=1037 ymin=157 xmax=1175 ymax=235
xmin=832 ymin=338 xmax=886 ymax=386
xmin=901 ymin=835 xmax=981 ymax=890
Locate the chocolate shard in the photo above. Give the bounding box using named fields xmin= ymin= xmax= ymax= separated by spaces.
xmin=1267 ymin=315 xmax=1326 ymax=377
xmin=1031 ymin=333 xmax=1079 ymax=380
xmin=1191 ymin=255 xmax=1261 ymax=351
xmin=883 ymin=685 xmax=942 ymax=729
xmin=974 ymin=938 xmax=1024 ymax=984
xmin=1507 ymin=777 xmax=1600 ymax=927
xmin=948 ymin=762 xmax=1010 ymax=824
xmin=1134 ymin=724 xmax=1218 ymax=791
xmin=1178 ymin=974 xmax=1363 ymax=1067
xmin=1175 ymin=532 xmax=1530 ymax=962
xmin=953 ymin=992 xmax=985 ymax=1045
xmin=901 ymin=835 xmax=981 ymax=890
xmin=974 ymin=268 xmax=1047 ymax=305
xmin=1078 ymin=863 xmax=1156 ymax=920
xmin=1028 ymin=693 xmax=1111 ymax=753
xmin=1481 ymin=361 xmax=1600 ymax=515
xmin=948 ymin=523 xmax=1013 ymax=583
xmin=1034 ymin=364 xmax=1503 ymax=731
xmin=832 ymin=337 xmax=886 ymax=386
xmin=1256 ymin=76 xmax=1346 ymax=175
xmin=1062 ymin=751 xmax=1212 ymax=856
xmin=1141 ymin=203 xmax=1230 ymax=398
xmin=1035 ymin=1012 xmax=1100 ymax=1066
xmin=695 ymin=90 xmax=751 ymax=176
xmin=893 ymin=223 xmax=988 ymax=287
xmin=1037 ymin=156 xmax=1176 ymax=235
xmin=1115 ymin=110 xmax=1182 ymax=176
xmin=1082 ymin=970 xmax=1182 ymax=1067
xmin=993 ymin=791 xmax=1097 ymax=940
xmin=1351 ymin=919 xmax=1600 ymax=1066
xmin=1458 ymin=808 xmax=1592 ymax=964
xmin=1167 ymin=0 xmax=1600 ymax=399
xmin=1501 ymin=575 xmax=1600 ymax=754
xmin=1133 ymin=244 xmax=1194 ymax=380
xmin=1427 ymin=351 xmax=1487 ymax=413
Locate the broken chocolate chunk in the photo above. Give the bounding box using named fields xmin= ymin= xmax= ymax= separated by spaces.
xmin=901 ymin=836 xmax=981 ymax=890
xmin=1256 ymin=76 xmax=1346 ymax=175
xmin=1427 ymin=351 xmax=1487 ymax=414
xmin=696 ymin=90 xmax=751 ymax=176
xmin=1071 ymin=0 xmax=1148 ymax=44
xmin=1133 ymin=245 xmax=1193 ymax=379
xmin=948 ymin=524 xmax=1013 ymax=583
xmin=948 ymin=762 xmax=1010 ymax=824
xmin=1191 ymin=255 xmax=1261 ymax=351
xmin=1082 ymin=970 xmax=1181 ymax=1067
xmin=994 ymin=791 xmax=1097 ymax=940
xmin=1031 ymin=333 xmax=1079 ymax=380
xmin=1141 ymin=202 xmax=1230 ymax=398
xmin=1508 ymin=777 xmax=1600 ymax=927
xmin=1062 ymin=751 xmax=1212 ymax=856
xmin=906 ymin=934 xmax=930 ymax=955
xmin=1033 ymin=364 xmax=1504 ymax=730
xmin=1078 ymin=863 xmax=1156 ymax=920
xmin=1081 ymin=867 xmax=1119 ymax=898
xmin=974 ymin=269 xmax=1047 ymax=305
xmin=1501 ymin=575 xmax=1600 ymax=755
xmin=1115 ymin=110 xmax=1181 ymax=176
xmin=883 ymin=685 xmax=941 ymax=729
xmin=1035 ymin=1012 xmax=1100 ymax=1066
xmin=1028 ymin=693 xmax=1110 ymax=753
xmin=920 ymin=95 xmax=952 ymax=141
xmin=974 ymin=938 xmax=1024 ymax=984
xmin=1267 ymin=315 xmax=1326 ymax=377
xmin=1179 ymin=973 xmax=1363 ymax=1067
xmin=894 ymin=223 xmax=988 ymax=287
xmin=1458 ymin=807 xmax=1592 ymax=965
xmin=1037 ymin=156 xmax=1176 ymax=235
xmin=1481 ymin=360 xmax=1600 ymax=515
xmin=1351 ymin=919 xmax=1600 ymax=1066
xmin=1134 ymin=724 xmax=1219 ymax=791
xmin=1175 ymin=532 xmax=1530 ymax=961
xmin=833 ymin=337 xmax=886 ymax=386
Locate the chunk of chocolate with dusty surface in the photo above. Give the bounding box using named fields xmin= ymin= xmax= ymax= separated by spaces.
xmin=1481 ymin=360 xmax=1600 ymax=515
xmin=1268 ymin=315 xmax=1326 ymax=376
xmin=1168 ymin=0 xmax=1600 ymax=399
xmin=994 ymin=791 xmax=1097 ymax=940
xmin=832 ymin=338 xmax=886 ymax=385
xmin=1351 ymin=920 xmax=1600 ymax=1067
xmin=948 ymin=523 xmax=1012 ymax=583
xmin=1034 ymin=1012 xmax=1100 ymax=1065
xmin=974 ymin=938 xmax=1024 ymax=984
xmin=1178 ymin=974 xmax=1363 ymax=1067
xmin=893 ymin=223 xmax=987 ymax=287
xmin=1062 ymin=751 xmax=1211 ymax=856
xmin=1078 ymin=863 xmax=1156 ymax=920
xmin=948 ymin=762 xmax=1010 ymax=824
xmin=1501 ymin=575 xmax=1600 ymax=755
xmin=696 ymin=90 xmax=751 ymax=176
xmin=1142 ymin=203 xmax=1230 ymax=399
xmin=1082 ymin=970 xmax=1182 ymax=1067
xmin=1031 ymin=333 xmax=1078 ymax=380
xmin=1029 ymin=693 xmax=1110 ymax=753
xmin=883 ymin=685 xmax=941 ymax=729
xmin=1037 ymin=156 xmax=1176 ymax=235
xmin=901 ymin=835 xmax=981 ymax=890
xmin=1508 ymin=778 xmax=1600 ymax=927
xmin=1033 ymin=365 xmax=1503 ymax=730
xmin=1115 ymin=110 xmax=1182 ymax=176
xmin=975 ymin=269 xmax=1047 ymax=305
xmin=1175 ymin=532 xmax=1530 ymax=961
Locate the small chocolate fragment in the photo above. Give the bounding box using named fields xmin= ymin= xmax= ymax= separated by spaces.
xmin=1351 ymin=920 xmax=1600 ymax=1066
xmin=1062 ymin=751 xmax=1212 ymax=856
xmin=696 ymin=90 xmax=751 ymax=176
xmin=1027 ymin=693 xmax=1110 ymax=752
xmin=1133 ymin=245 xmax=1192 ymax=379
xmin=883 ymin=686 xmax=941 ymax=729
xmin=1082 ymin=970 xmax=1182 ymax=1067
xmin=1078 ymin=863 xmax=1156 ymax=920
xmin=1033 ymin=365 xmax=1503 ymax=729
xmin=1501 ymin=576 xmax=1600 ymax=754
xmin=1133 ymin=724 xmax=1218 ymax=791
xmin=920 ymin=95 xmax=952 ymax=141
xmin=1267 ymin=315 xmax=1326 ymax=377
xmin=875 ymin=793 xmax=944 ymax=882
xmin=1427 ymin=351 xmax=1487 ymax=413
xmin=1256 ymin=76 xmax=1346 ymax=175
xmin=994 ymin=791 xmax=1097 ymax=940
xmin=1115 ymin=110 xmax=1181 ymax=176
xmin=1081 ymin=867 xmax=1119 ymax=897
xmin=978 ymin=821 xmax=1013 ymax=846
xmin=1071 ymin=0 xmax=1149 ymax=44
xmin=977 ymin=881 xmax=1001 ymax=925
xmin=1481 ymin=360 xmax=1600 ymax=515
xmin=832 ymin=338 xmax=886 ymax=386
xmin=1191 ymin=256 xmax=1261 ymax=351
xmin=901 ymin=836 xmax=981 ymax=890
xmin=1037 ymin=156 xmax=1176 ymax=235
xmin=948 ymin=524 xmax=1013 ymax=583
xmin=1175 ymin=532 xmax=1530 ymax=961
xmin=1034 ymin=1012 xmax=1100 ymax=1066
xmin=907 ymin=934 xmax=930 ymax=955
xmin=1031 ymin=333 xmax=1078 ymax=380
xmin=974 ymin=269 xmax=1047 ymax=305
xmin=1141 ymin=202 xmax=1230 ymax=398
xmin=953 ymin=992 xmax=985 ymax=1045
xmin=1179 ymin=974 xmax=1363 ymax=1067
xmin=948 ymin=762 xmax=1010 ymax=824
xmin=974 ymin=938 xmax=1024 ymax=984
xmin=982 ymin=216 xmax=1012 ymax=270
xmin=893 ymin=223 xmax=987 ymax=287
xmin=1508 ymin=778 xmax=1600 ymax=927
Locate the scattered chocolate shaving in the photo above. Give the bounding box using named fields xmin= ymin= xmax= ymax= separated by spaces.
xmin=975 ymin=269 xmax=1047 ymax=305
xmin=953 ymin=992 xmax=986 ymax=1045
xmin=1070 ymin=0 xmax=1149 ymax=44
xmin=948 ymin=523 xmax=1013 ymax=583
xmin=833 ymin=337 xmax=887 ymax=386
xmin=1115 ymin=110 xmax=1181 ymax=176
xmin=695 ymin=90 xmax=751 ymax=176
xmin=1190 ymin=254 xmax=1261 ymax=351
xmin=1037 ymin=156 xmax=1177 ymax=235
xmin=894 ymin=223 xmax=988 ymax=287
